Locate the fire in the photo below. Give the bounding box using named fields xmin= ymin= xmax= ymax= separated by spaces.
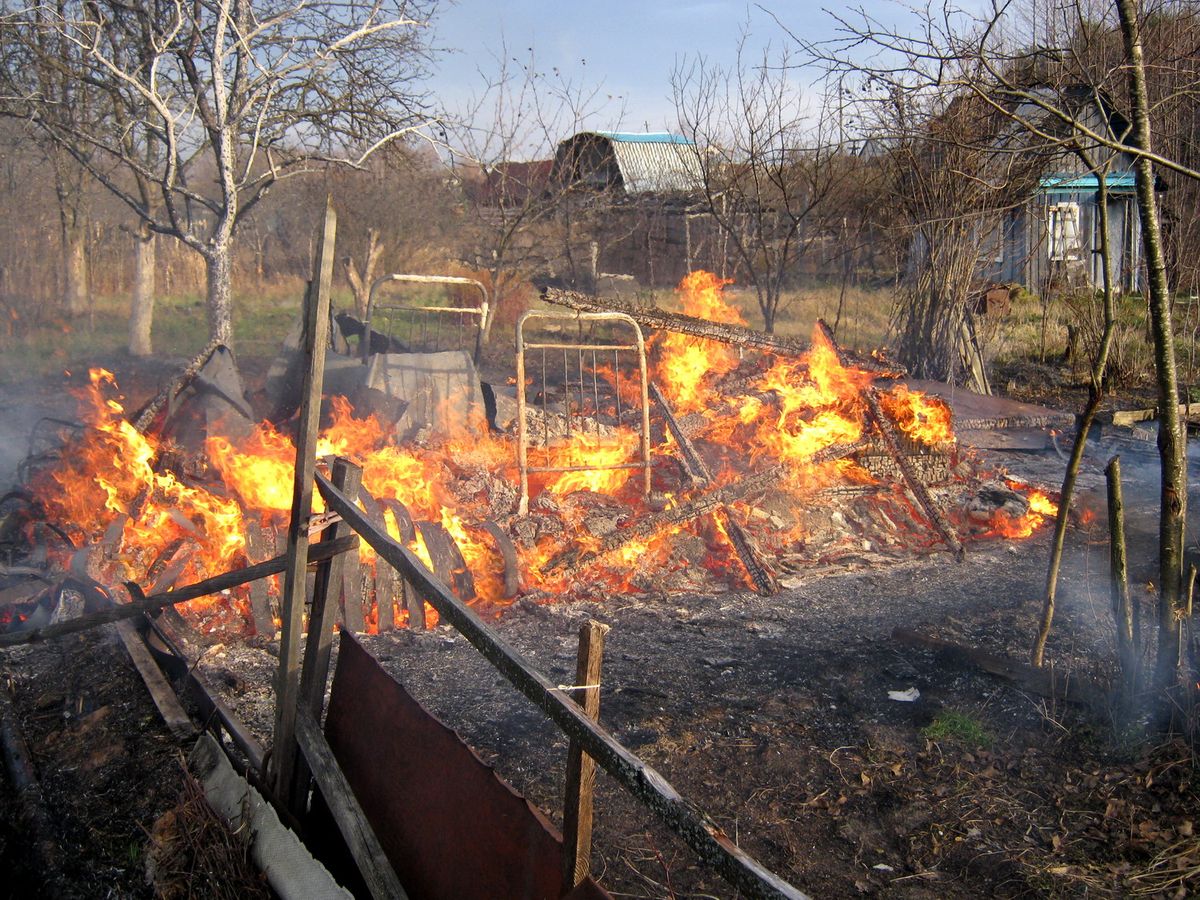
xmin=33 ymin=371 xmax=249 ymax=623
xmin=654 ymin=270 xmax=744 ymax=414
xmin=880 ymin=384 xmax=955 ymax=446
xmin=986 ymin=484 xmax=1060 ymax=538
xmin=538 ymin=431 xmax=640 ymax=496
xmin=26 ymin=270 xmax=1061 ymax=637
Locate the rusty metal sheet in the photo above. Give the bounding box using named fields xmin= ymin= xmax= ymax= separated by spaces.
xmin=324 ymin=633 xmax=611 ymax=900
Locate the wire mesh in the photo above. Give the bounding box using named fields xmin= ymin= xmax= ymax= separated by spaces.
xmin=515 ymin=311 xmax=651 ymax=515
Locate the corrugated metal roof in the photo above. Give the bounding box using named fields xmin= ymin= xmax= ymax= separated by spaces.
xmin=595 ymin=131 xmax=693 ymax=146
xmin=1040 ymin=172 xmax=1137 ymax=193
xmin=561 ymin=131 xmax=703 ymax=195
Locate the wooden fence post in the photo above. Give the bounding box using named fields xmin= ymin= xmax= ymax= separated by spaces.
xmin=285 ymin=458 xmax=362 ymax=814
xmin=271 ymin=198 xmax=336 ymax=800
xmin=562 ymin=619 xmax=609 ymax=893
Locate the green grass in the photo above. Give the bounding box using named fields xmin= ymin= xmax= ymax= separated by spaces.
xmin=922 ymin=710 xmax=993 ymax=748
xmin=0 ymin=280 xmax=312 ymax=384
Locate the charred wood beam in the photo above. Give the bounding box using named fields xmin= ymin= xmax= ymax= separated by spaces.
xmin=132 ymin=337 xmax=225 ymax=434
xmin=543 ymin=287 xmax=904 ymax=377
xmin=649 ymin=382 xmax=709 ymax=488
xmin=649 ymin=383 xmax=778 ymax=595
xmin=0 ymin=536 xmax=359 ymax=650
xmin=544 ymin=467 xmax=785 ymax=579
xmin=863 ymin=387 xmax=964 ymax=561
xmin=714 ymin=509 xmax=780 ymax=596
xmin=316 ymin=469 xmax=809 ymax=900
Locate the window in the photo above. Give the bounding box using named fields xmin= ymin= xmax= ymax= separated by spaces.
xmin=1048 ymin=202 xmax=1081 ymax=262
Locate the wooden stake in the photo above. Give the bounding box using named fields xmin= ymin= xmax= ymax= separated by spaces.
xmin=562 ymin=620 xmax=609 ymax=893
xmin=271 ymin=198 xmax=336 ymax=797
xmin=1106 ymin=456 xmax=1137 ymax=694
xmin=300 ymin=459 xmax=361 ymax=721
xmin=294 ymin=706 xmax=410 ymax=900
xmin=245 ymin=521 xmax=277 ymax=637
xmin=287 ymin=461 xmax=362 ymax=814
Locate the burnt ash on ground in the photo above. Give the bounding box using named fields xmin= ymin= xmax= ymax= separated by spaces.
xmin=2 ymin=360 xmax=1199 ymax=899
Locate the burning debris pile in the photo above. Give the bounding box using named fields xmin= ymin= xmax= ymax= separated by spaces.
xmin=3 ymin=271 xmax=1057 ymax=637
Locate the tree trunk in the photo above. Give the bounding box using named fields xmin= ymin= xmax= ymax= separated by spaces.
xmin=205 ymin=245 xmax=234 ymax=345
xmin=1116 ymin=0 xmax=1188 ymax=698
xmin=63 ymin=224 xmax=89 ymax=317
xmin=128 ymin=225 xmax=156 ymax=356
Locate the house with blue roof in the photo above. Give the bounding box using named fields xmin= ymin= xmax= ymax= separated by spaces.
xmin=979 ymin=89 xmax=1158 ymax=294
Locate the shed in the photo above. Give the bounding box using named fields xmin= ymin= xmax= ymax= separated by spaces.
xmin=552 ymin=131 xmax=703 ymax=197
xmin=979 ymin=88 xmax=1161 ymax=294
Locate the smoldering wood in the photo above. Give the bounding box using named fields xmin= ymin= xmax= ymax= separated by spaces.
xmin=0 ymin=536 xmax=358 ymax=650
xmin=649 ymin=382 xmax=709 ymax=487
xmin=331 ymin=471 xmax=366 ymax=636
xmin=360 ymin=490 xmax=396 ymax=633
xmin=476 ymin=520 xmax=522 ymax=598
xmin=715 ymin=508 xmax=780 ymax=595
xmin=542 ymin=287 xmax=904 ymax=377
xmin=562 ymin=619 xmax=608 ymax=893
xmin=812 ymin=324 xmax=958 ymax=544
xmin=293 ymin=705 xmax=410 ymax=900
xmin=892 ymin=627 xmax=1107 ymax=708
xmin=862 ymin=387 xmax=964 ymax=560
xmin=416 ymin=519 xmax=476 ymax=601
xmin=382 ymin=497 xmax=425 ymax=630
xmin=1106 ymin=457 xmax=1137 ymax=692
xmin=316 ymin=469 xmax=810 ymax=900
xmin=244 ymin=521 xmax=277 ymax=636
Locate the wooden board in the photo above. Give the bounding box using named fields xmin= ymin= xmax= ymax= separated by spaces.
xmin=897 ymin=379 xmax=1076 ymax=430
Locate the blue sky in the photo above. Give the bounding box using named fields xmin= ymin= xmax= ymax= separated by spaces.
xmin=430 ymin=2 xmax=835 ymax=140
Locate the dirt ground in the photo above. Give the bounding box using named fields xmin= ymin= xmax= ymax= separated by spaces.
xmin=1 ymin=356 xmax=1198 ymax=899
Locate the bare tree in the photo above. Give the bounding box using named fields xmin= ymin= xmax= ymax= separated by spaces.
xmin=672 ymin=38 xmax=847 ymax=333
xmin=802 ymin=0 xmax=1194 ymax=701
xmin=447 ymin=47 xmax=621 ymax=341
xmin=1 ymin=0 xmax=438 ymax=346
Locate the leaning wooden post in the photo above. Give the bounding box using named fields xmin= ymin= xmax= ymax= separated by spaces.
xmin=1107 ymin=456 xmax=1137 ymax=695
xmin=271 ymin=198 xmax=336 ymax=798
xmin=287 ymin=458 xmax=362 ymax=814
xmin=562 ymin=619 xmax=609 ymax=893
xmin=1181 ymin=564 xmax=1196 ymax=689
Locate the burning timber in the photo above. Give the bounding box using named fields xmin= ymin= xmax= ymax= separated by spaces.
xmin=2 ymin=271 xmax=1062 ymax=645
xmin=541 ymin=285 xmax=904 ymax=377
